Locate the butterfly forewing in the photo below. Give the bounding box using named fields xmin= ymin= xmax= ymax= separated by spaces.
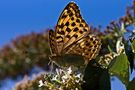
xmin=55 ymin=2 xmax=90 ymax=54
xmin=49 ymin=2 xmax=101 ymax=67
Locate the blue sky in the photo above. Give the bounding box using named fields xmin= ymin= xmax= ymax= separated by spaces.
xmin=0 ymin=0 xmax=131 ymax=47
xmin=0 ymin=0 xmax=133 ymax=90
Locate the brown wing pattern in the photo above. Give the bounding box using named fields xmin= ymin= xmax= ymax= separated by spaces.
xmin=55 ymin=2 xmax=90 ymax=54
xmin=65 ymin=34 xmax=101 ymax=64
xmin=49 ymin=2 xmax=101 ymax=66
xmin=49 ymin=30 xmax=58 ymax=55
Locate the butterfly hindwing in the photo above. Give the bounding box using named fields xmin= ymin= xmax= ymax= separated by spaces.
xmin=49 ymin=30 xmax=58 ymax=55
xmin=65 ymin=34 xmax=101 ymax=64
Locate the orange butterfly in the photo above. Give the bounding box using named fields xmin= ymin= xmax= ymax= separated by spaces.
xmin=49 ymin=2 xmax=101 ymax=68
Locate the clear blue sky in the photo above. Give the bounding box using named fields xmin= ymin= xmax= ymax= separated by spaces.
xmin=0 ymin=0 xmax=133 ymax=90
xmin=0 ymin=0 xmax=131 ymax=47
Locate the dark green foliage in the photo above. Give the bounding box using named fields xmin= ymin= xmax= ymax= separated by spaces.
xmin=83 ymin=60 xmax=111 ymax=90
xmin=109 ymin=54 xmax=129 ymax=86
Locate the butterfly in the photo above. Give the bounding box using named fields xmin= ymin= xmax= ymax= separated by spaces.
xmin=48 ymin=2 xmax=101 ymax=68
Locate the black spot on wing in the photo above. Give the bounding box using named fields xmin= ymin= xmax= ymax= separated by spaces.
xmin=66 ymin=27 xmax=72 ymax=32
xmin=84 ymin=29 xmax=88 ymax=32
xmin=65 ymin=22 xmax=69 ymax=26
xmin=86 ymin=43 xmax=90 ymax=46
xmin=71 ymin=17 xmax=74 ymax=20
xmin=79 ymin=24 xmax=83 ymax=27
xmin=73 ymin=34 xmax=78 ymax=38
xmin=79 ymin=30 xmax=83 ymax=34
xmin=58 ymin=24 xmax=64 ymax=28
xmin=57 ymin=31 xmax=65 ymax=35
xmin=56 ymin=36 xmax=62 ymax=39
xmin=66 ymin=35 xmax=71 ymax=38
xmin=76 ymin=19 xmax=80 ymax=23
xmin=69 ymin=13 xmax=73 ymax=17
xmin=71 ymin=22 xmax=76 ymax=26
xmin=61 ymin=15 xmax=67 ymax=19
xmin=73 ymin=27 xmax=79 ymax=32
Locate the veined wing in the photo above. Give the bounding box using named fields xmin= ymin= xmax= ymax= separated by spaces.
xmin=55 ymin=2 xmax=90 ymax=54
xmin=49 ymin=30 xmax=58 ymax=55
xmin=65 ymin=34 xmax=101 ymax=64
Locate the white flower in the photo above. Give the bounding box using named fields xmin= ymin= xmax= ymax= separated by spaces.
xmin=75 ymin=73 xmax=81 ymax=78
xmin=116 ymin=37 xmax=124 ymax=54
xmin=62 ymin=75 xmax=68 ymax=83
xmin=38 ymin=80 xmax=44 ymax=87
xmin=133 ymin=29 xmax=135 ymax=33
xmin=44 ymin=81 xmax=48 ymax=86
xmin=56 ymin=69 xmax=60 ymax=75
xmin=52 ymin=75 xmax=58 ymax=81
xmin=120 ymin=23 xmax=126 ymax=34
xmin=67 ymin=67 xmax=72 ymax=74
xmin=56 ymin=68 xmax=63 ymax=76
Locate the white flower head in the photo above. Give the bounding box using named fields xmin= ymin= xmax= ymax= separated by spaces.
xmin=61 ymin=74 xmax=68 ymax=83
xmin=75 ymin=73 xmax=81 ymax=78
xmin=56 ymin=68 xmax=60 ymax=75
xmin=67 ymin=67 xmax=72 ymax=74
xmin=121 ymin=23 xmax=125 ymax=31
xmin=52 ymin=75 xmax=58 ymax=81
xmin=133 ymin=30 xmax=135 ymax=33
xmin=56 ymin=68 xmax=63 ymax=76
xmin=38 ymin=80 xmax=44 ymax=87
xmin=116 ymin=37 xmax=124 ymax=54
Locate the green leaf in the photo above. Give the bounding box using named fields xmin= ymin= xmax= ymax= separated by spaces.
xmin=127 ymin=78 xmax=135 ymax=90
xmin=131 ymin=40 xmax=135 ymax=53
xmin=109 ymin=54 xmax=130 ymax=86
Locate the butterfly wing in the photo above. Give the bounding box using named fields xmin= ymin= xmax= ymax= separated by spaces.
xmin=65 ymin=34 xmax=101 ymax=64
xmin=49 ymin=30 xmax=58 ymax=55
xmin=55 ymin=2 xmax=90 ymax=54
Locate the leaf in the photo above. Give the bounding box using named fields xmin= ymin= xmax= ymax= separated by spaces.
xmin=131 ymin=39 xmax=135 ymax=53
xmin=124 ymin=46 xmax=134 ymax=73
xmin=130 ymin=39 xmax=135 ymax=70
xmin=127 ymin=78 xmax=135 ymax=90
xmin=109 ymin=54 xmax=130 ymax=86
xmin=83 ymin=61 xmax=111 ymax=90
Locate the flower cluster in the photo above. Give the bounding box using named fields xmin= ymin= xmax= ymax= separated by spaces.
xmin=14 ymin=67 xmax=84 ymax=90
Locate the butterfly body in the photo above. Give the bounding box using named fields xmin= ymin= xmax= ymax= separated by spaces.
xmin=49 ymin=54 xmax=85 ymax=68
xmin=49 ymin=2 xmax=101 ymax=68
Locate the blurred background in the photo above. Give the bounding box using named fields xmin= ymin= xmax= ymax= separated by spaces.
xmin=0 ymin=0 xmax=134 ymax=90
